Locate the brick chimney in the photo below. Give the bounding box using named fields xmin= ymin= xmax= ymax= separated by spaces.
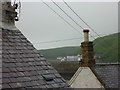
xmin=0 ymin=0 xmax=17 ymax=30
xmin=81 ymin=29 xmax=95 ymax=67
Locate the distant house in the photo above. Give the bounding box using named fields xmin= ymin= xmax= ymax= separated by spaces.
xmin=61 ymin=57 xmax=66 ymax=61
xmin=66 ymin=54 xmax=82 ymax=61
xmin=94 ymin=54 xmax=103 ymax=59
xmin=57 ymin=57 xmax=63 ymax=60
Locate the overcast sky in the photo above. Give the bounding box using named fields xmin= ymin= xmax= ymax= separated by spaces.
xmin=15 ymin=1 xmax=118 ymax=50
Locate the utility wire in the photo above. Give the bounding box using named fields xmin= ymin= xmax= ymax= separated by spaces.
xmin=41 ymin=0 xmax=83 ymax=35
xmin=62 ymin=0 xmax=115 ymax=52
xmin=33 ymin=37 xmax=82 ymax=44
xmin=62 ymin=1 xmax=114 ymax=52
xmin=51 ymin=0 xmax=95 ymax=39
xmin=33 ymin=33 xmax=109 ymax=45
xmin=62 ymin=0 xmax=101 ymax=38
xmin=51 ymin=0 xmax=84 ymax=29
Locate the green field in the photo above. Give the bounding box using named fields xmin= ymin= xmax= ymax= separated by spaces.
xmin=93 ymin=33 xmax=119 ymax=62
xmin=38 ymin=46 xmax=80 ymax=59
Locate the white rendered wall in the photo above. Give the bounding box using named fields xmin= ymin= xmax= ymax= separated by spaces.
xmin=70 ymin=67 xmax=104 ymax=88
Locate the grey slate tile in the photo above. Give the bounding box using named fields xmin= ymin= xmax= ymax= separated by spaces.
xmin=2 ymin=78 xmax=11 ymax=83
xmin=2 ymin=84 xmax=11 ymax=88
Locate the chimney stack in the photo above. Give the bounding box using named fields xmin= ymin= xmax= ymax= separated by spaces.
xmin=81 ymin=29 xmax=95 ymax=67
xmin=0 ymin=0 xmax=17 ymax=30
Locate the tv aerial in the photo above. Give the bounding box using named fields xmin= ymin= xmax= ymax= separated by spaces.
xmin=13 ymin=0 xmax=21 ymax=21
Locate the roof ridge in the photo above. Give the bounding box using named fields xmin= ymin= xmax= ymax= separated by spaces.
xmin=68 ymin=67 xmax=83 ymax=86
xmin=90 ymin=67 xmax=109 ymax=89
xmin=96 ymin=62 xmax=120 ymax=65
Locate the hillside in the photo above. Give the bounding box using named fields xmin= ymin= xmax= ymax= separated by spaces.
xmin=93 ymin=33 xmax=119 ymax=62
xmin=38 ymin=33 xmax=119 ymax=62
xmin=38 ymin=46 xmax=80 ymax=59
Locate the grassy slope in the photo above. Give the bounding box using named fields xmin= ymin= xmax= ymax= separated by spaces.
xmin=39 ymin=47 xmax=80 ymax=59
xmin=38 ymin=33 xmax=119 ymax=62
xmin=93 ymin=33 xmax=119 ymax=62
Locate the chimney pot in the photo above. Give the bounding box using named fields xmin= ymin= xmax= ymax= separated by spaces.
xmin=83 ymin=29 xmax=89 ymax=32
xmin=83 ymin=29 xmax=89 ymax=42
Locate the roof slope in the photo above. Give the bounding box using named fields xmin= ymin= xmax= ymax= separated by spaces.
xmin=1 ymin=29 xmax=69 ymax=89
xmin=92 ymin=64 xmax=120 ymax=89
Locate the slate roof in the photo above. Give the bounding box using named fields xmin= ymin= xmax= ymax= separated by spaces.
xmin=91 ymin=63 xmax=120 ymax=89
xmin=0 ymin=28 xmax=69 ymax=89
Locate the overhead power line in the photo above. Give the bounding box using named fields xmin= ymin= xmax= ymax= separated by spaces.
xmin=51 ymin=0 xmax=84 ymax=29
xmin=33 ymin=33 xmax=109 ymax=45
xmin=33 ymin=37 xmax=82 ymax=44
xmin=51 ymin=0 xmax=95 ymax=39
xmin=41 ymin=0 xmax=83 ymax=35
xmin=62 ymin=0 xmax=101 ymax=38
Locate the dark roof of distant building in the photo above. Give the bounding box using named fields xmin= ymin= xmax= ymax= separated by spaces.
xmin=91 ymin=63 xmax=120 ymax=88
xmin=0 ymin=29 xmax=69 ymax=89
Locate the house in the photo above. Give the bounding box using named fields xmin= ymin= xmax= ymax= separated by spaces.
xmin=68 ymin=29 xmax=119 ymax=89
xmin=0 ymin=1 xmax=69 ymax=89
xmin=94 ymin=54 xmax=103 ymax=59
xmin=66 ymin=54 xmax=82 ymax=61
xmin=68 ymin=63 xmax=119 ymax=88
